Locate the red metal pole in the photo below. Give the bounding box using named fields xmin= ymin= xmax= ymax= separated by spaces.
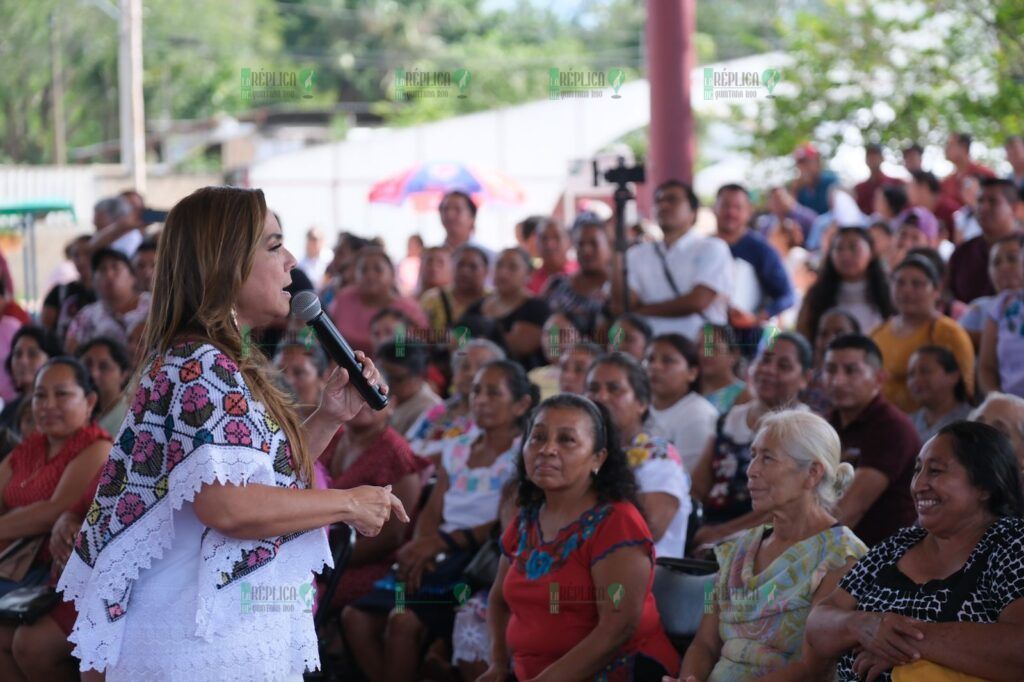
xmin=646 ymin=0 xmax=695 ymax=192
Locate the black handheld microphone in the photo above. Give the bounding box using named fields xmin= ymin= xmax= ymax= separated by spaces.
xmin=290 ymin=291 xmax=389 ymax=411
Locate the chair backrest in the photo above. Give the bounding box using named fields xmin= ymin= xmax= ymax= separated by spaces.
xmin=314 ymin=524 xmax=357 ymax=630
xmin=685 ymin=497 xmax=703 ymax=556
xmin=652 ymin=561 xmax=717 ymax=638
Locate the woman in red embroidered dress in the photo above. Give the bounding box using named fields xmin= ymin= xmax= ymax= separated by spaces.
xmin=479 ymin=394 xmax=679 ymax=682
xmin=0 ymin=357 xmax=111 ymax=679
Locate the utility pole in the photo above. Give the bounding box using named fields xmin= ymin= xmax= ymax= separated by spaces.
xmin=118 ymin=0 xmax=146 ymax=192
xmin=50 ymin=12 xmax=67 ymax=165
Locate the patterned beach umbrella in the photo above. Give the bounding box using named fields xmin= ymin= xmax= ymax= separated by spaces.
xmin=368 ymin=161 xmax=526 ymax=212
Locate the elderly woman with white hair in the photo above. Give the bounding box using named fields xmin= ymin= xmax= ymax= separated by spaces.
xmin=970 ymin=391 xmax=1024 ymax=468
xmin=666 ymin=410 xmax=868 ymax=682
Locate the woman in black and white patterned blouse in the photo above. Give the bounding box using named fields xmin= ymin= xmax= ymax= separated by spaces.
xmin=804 ymin=420 xmax=1024 ymax=681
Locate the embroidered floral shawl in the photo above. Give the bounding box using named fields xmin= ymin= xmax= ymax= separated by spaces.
xmin=57 ymin=341 xmax=332 ymax=671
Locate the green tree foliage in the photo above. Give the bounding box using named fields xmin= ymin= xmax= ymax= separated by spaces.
xmin=1 ymin=0 xmax=790 ymax=165
xmin=0 ymin=0 xmax=281 ymax=164
xmin=748 ymin=0 xmax=1024 ymax=159
xmin=275 ymin=0 xmax=643 ymax=126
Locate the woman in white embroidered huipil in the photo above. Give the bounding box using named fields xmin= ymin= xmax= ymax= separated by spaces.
xmin=58 ymin=186 xmax=408 ymax=681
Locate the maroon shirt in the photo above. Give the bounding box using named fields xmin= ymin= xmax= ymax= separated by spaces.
xmin=830 ymin=394 xmax=920 ymax=547
xmin=941 ymin=162 xmax=996 ymax=208
xmin=948 ymin=235 xmax=996 ymax=304
xmin=854 ymin=174 xmax=901 ymax=216
xmin=317 ymin=426 xmax=428 ymax=608
xmin=931 ymin=195 xmax=961 ymax=239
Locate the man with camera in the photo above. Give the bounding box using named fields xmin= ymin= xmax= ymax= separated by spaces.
xmin=610 ymin=179 xmax=734 ymax=341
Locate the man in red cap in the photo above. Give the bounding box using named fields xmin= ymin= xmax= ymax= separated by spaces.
xmin=941 ymin=132 xmax=995 ymax=208
xmin=792 ymin=142 xmax=838 ymax=215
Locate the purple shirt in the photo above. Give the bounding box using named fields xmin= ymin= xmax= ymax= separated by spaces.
xmin=987 ymin=290 xmax=1024 ymax=398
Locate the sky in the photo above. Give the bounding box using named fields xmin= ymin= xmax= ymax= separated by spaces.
xmin=482 ymin=0 xmax=591 ymax=20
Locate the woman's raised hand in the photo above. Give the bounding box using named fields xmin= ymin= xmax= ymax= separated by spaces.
xmin=343 ymin=484 xmax=409 ymax=537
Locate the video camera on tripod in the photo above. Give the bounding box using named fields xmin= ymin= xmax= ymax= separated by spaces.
xmin=592 ymin=156 xmax=645 ymax=312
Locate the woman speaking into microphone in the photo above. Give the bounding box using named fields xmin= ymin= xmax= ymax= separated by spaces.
xmin=58 ymin=186 xmax=408 ymax=680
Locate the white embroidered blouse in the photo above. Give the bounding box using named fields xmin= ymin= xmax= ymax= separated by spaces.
xmin=57 ymin=341 xmax=332 ymax=680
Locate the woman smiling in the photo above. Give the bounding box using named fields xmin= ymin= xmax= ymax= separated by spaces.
xmin=807 ymin=421 xmax=1024 ymax=681
xmin=691 ymin=332 xmax=814 ymax=547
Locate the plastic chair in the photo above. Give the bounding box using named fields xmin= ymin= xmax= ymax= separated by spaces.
xmin=652 ymin=556 xmax=718 ymax=656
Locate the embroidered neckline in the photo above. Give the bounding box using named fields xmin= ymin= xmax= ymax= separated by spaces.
xmin=512 ymin=502 xmax=613 ymax=580
xmin=740 ymin=523 xmax=848 ymax=583
xmin=532 ymin=501 xmax=607 ymax=545
xmin=450 ymin=433 xmax=520 ymax=472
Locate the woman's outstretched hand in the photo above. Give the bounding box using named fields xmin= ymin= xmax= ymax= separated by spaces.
xmin=317 ymin=351 xmax=389 ymax=423
xmin=343 ymin=484 xmax=409 ymax=537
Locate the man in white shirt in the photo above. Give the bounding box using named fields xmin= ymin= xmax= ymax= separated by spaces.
xmin=296 ymin=227 xmax=331 ymax=287
xmin=611 ymin=179 xmax=735 ymax=340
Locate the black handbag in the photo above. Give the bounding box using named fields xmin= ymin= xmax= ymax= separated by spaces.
xmin=462 ymin=537 xmax=501 ymax=591
xmin=0 ymin=585 xmax=61 ymax=625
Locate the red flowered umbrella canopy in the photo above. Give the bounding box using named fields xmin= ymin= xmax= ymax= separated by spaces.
xmin=368 ymin=161 xmax=526 ymax=212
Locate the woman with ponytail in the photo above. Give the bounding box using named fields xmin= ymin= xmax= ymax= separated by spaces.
xmin=58 ymin=186 xmax=407 ymax=680
xmin=668 ymin=410 xmax=867 ymax=682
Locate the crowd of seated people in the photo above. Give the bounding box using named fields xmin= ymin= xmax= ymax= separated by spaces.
xmin=1 ymin=131 xmax=1024 ymax=681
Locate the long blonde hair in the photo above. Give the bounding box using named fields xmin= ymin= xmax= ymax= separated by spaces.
xmin=139 ymin=186 xmax=313 ymax=483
